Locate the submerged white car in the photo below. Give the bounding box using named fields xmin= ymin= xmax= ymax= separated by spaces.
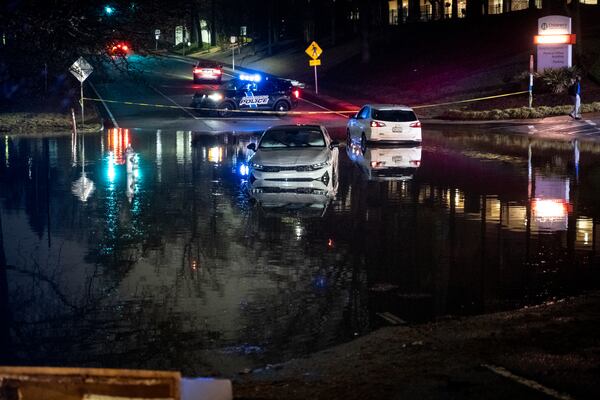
xmin=347 ymin=104 xmax=422 ymax=149
xmin=247 ymin=125 xmax=340 ymax=197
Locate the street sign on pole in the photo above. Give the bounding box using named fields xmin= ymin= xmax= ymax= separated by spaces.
xmin=69 ymin=57 xmax=93 ymax=83
xmin=230 ymin=36 xmax=237 ymax=71
xmin=69 ymin=57 xmax=93 ymax=126
xmin=305 ymin=42 xmax=323 ymax=95
xmin=305 ymin=41 xmax=323 ymax=60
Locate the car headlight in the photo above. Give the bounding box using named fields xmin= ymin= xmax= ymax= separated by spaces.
xmin=310 ymin=161 xmax=331 ymax=170
xmin=208 ymin=93 xmax=223 ymax=102
xmin=251 ymin=162 xmax=265 ymax=171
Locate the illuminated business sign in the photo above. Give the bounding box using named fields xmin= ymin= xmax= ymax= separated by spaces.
xmin=536 ymin=16 xmax=573 ymax=72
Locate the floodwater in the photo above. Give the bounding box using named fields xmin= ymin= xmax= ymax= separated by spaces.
xmin=1 ymin=128 xmax=599 ymax=375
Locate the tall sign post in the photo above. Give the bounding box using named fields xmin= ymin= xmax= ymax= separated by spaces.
xmin=155 ymin=29 xmax=160 ymax=50
xmin=69 ymin=57 xmax=93 ymax=126
xmin=534 ymin=15 xmax=576 ymax=72
xmin=230 ymin=36 xmax=237 ymax=71
xmin=305 ymin=41 xmax=323 ymax=95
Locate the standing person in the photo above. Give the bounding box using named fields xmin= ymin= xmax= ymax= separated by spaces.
xmin=569 ymin=76 xmax=582 ymax=120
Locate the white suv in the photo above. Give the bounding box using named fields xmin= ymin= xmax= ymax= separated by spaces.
xmin=347 ymin=104 xmax=422 ymax=149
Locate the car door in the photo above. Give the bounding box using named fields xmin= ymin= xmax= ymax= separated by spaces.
xmin=352 ymin=106 xmax=370 ymax=138
xmin=238 ymin=81 xmax=261 ymax=110
xmin=253 ymin=81 xmax=276 ymax=110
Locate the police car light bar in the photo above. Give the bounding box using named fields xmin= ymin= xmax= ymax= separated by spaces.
xmin=239 ymin=73 xmax=262 ymax=82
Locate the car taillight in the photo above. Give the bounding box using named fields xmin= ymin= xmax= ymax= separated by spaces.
xmin=214 ymin=69 xmax=222 ymax=75
xmin=409 ymin=121 xmax=421 ymax=128
xmin=410 ymin=160 xmax=421 ymax=167
xmin=293 ymin=89 xmax=300 ymax=98
xmin=122 ymin=45 xmax=128 ymax=51
xmin=193 ymin=68 xmax=202 ymax=73
xmin=370 ymin=121 xmax=386 ymax=128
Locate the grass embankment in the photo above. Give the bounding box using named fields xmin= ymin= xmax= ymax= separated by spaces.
xmin=0 ymin=109 xmax=102 ymax=136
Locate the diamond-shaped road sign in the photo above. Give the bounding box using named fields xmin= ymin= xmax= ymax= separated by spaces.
xmin=305 ymin=41 xmax=322 ymax=60
xmin=69 ymin=57 xmax=93 ymax=83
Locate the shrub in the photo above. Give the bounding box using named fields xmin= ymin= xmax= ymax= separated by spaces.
xmin=534 ymin=66 xmax=583 ymax=94
xmin=441 ymin=102 xmax=598 ymax=120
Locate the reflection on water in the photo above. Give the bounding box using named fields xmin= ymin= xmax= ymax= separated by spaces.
xmin=1 ymin=129 xmax=599 ymax=375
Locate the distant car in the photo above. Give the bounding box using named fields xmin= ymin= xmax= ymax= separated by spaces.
xmin=346 ymin=143 xmax=422 ymax=181
xmin=347 ymin=104 xmax=422 ymax=149
xmin=246 ymin=124 xmax=339 ymax=197
xmin=193 ymin=61 xmax=223 ymax=84
xmin=108 ymin=41 xmax=131 ymax=58
xmin=191 ymin=74 xmax=300 ymax=117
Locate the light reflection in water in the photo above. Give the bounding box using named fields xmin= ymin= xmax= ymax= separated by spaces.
xmin=1 ymin=129 xmax=599 ymax=376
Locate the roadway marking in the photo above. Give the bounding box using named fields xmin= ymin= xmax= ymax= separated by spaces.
xmin=88 ymin=81 xmax=119 ymax=129
xmin=299 ymin=98 xmax=349 ymax=118
xmin=585 ymin=120 xmax=597 ymax=126
xmin=147 ymin=82 xmax=200 ymax=120
xmin=376 ymin=312 xmax=406 ymax=325
xmin=482 ymin=364 xmax=574 ymax=400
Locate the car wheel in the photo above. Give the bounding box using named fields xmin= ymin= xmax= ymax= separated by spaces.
xmin=274 ymin=100 xmax=290 ymax=115
xmin=193 ymin=78 xmax=200 ymax=84
xmin=218 ymin=102 xmax=234 ymax=117
xmin=361 ymin=133 xmax=367 ymax=152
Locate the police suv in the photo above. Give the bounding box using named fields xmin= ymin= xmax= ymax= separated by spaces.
xmin=191 ymin=74 xmax=300 ymax=117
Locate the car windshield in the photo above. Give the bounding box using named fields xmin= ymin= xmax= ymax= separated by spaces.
xmin=371 ymin=109 xmax=417 ymax=122
xmin=259 ymin=128 xmax=326 ymax=148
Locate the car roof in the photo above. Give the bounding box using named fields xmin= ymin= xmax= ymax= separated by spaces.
xmin=265 ymin=124 xmax=324 ymax=131
xmin=366 ymin=104 xmax=415 ymax=111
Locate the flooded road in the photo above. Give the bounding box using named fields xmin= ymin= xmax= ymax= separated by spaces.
xmin=1 ymin=129 xmax=599 ymax=375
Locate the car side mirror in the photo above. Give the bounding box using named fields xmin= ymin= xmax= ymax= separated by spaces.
xmin=329 ymin=141 xmax=339 ymax=149
xmin=247 ymin=143 xmax=256 ymax=151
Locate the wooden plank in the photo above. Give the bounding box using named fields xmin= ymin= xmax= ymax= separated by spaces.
xmin=0 ymin=366 xmax=180 ymax=400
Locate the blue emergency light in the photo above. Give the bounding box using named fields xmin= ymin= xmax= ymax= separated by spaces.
xmin=239 ymin=73 xmax=261 ymax=82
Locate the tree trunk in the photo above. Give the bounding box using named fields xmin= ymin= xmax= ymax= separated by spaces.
xmin=267 ymin=0 xmax=273 ymax=56
xmin=359 ymin=0 xmax=370 ymax=63
xmin=331 ymin=0 xmax=336 ymax=45
xmin=191 ymin=3 xmax=200 ymax=47
xmin=466 ymin=0 xmax=483 ymax=18
xmin=210 ymin=0 xmax=216 ymax=46
xmin=409 ymin=0 xmax=422 ymax=21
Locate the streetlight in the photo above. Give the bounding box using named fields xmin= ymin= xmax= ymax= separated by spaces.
xmin=104 ymin=5 xmax=116 ymax=15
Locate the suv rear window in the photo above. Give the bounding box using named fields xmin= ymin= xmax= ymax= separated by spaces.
xmin=372 ymin=110 xmax=417 ymax=122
